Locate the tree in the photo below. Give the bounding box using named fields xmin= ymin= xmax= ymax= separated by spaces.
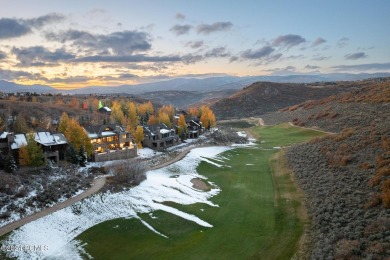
xmin=18 ymin=145 xmax=31 ymax=166
xmin=200 ymin=106 xmax=216 ymax=130
xmin=58 ymin=112 xmax=70 ymax=134
xmin=14 ymin=114 xmax=30 ymax=133
xmin=177 ymin=114 xmax=188 ymax=139
xmin=189 ymin=107 xmax=199 ymax=117
xmin=127 ymin=101 xmax=139 ymax=133
xmin=158 ymin=111 xmax=171 ymax=127
xmin=159 ymin=105 xmax=175 ymax=124
xmin=138 ymin=101 xmax=154 ymax=124
xmin=110 ymin=101 xmax=125 ymax=125
xmin=4 ymin=154 xmax=17 ymax=173
xmin=134 ymin=126 xmax=144 ymax=148
xmin=65 ymin=144 xmax=79 ymax=164
xmin=58 ymin=113 xmax=93 ymax=156
xmin=147 ymin=115 xmax=157 ymax=125
xmin=78 ymin=146 xmax=87 ymax=167
xmin=25 ymin=133 xmax=45 ymax=166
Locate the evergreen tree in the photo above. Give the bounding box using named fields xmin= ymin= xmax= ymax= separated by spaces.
xmin=78 ymin=146 xmax=87 ymax=167
xmin=26 ymin=133 xmax=45 ymax=166
xmin=65 ymin=144 xmax=79 ymax=164
xmin=4 ymin=154 xmax=17 ymax=173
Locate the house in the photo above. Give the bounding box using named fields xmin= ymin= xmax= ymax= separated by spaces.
xmin=186 ymin=118 xmax=204 ymax=139
xmin=7 ymin=132 xmax=68 ymax=164
xmin=84 ymin=124 xmax=137 ymax=162
xmin=0 ymin=131 xmax=12 ymax=153
xmin=7 ymin=133 xmax=28 ymax=161
xmin=98 ymin=106 xmax=111 ymax=115
xmin=143 ymin=123 xmax=178 ymax=150
xmin=34 ymin=132 xmax=68 ymax=163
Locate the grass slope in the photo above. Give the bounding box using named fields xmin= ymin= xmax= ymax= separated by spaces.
xmin=76 ymin=124 xmax=326 ymax=259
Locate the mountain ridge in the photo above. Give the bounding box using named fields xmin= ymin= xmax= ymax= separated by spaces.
xmin=1 ymin=73 xmax=390 ymax=95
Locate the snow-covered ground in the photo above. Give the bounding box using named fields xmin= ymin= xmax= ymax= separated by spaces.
xmin=2 ymin=146 xmax=231 ymax=260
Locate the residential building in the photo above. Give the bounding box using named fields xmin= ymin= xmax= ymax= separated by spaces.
xmin=5 ymin=131 xmax=67 ymax=164
xmin=84 ymin=124 xmax=137 ymax=162
xmin=186 ymin=118 xmax=204 ymax=139
xmin=143 ymin=123 xmax=178 ymax=150
xmin=34 ymin=132 xmax=68 ymax=163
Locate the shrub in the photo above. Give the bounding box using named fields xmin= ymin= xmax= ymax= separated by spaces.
xmin=110 ymin=160 xmax=147 ymax=186
xmin=381 ymin=179 xmax=390 ymax=208
xmin=335 ymin=239 xmax=360 ymax=259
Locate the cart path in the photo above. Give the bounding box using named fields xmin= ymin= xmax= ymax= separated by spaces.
xmin=0 ymin=176 xmax=106 ymax=237
xmin=0 ymin=146 xmax=199 ymax=237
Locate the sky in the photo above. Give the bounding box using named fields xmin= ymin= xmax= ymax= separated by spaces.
xmin=0 ymin=0 xmax=389 ymax=90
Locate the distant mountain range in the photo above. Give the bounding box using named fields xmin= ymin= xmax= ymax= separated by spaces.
xmin=1 ymin=73 xmax=389 ymax=95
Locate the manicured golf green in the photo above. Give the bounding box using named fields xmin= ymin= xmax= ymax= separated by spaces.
xmin=76 ymin=124 xmax=326 ymax=259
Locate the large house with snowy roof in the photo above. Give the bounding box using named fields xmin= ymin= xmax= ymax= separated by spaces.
xmin=0 ymin=131 xmax=68 ymax=164
xmin=34 ymin=132 xmax=68 ymax=163
xmin=142 ymin=123 xmax=178 ymax=150
xmin=186 ymin=118 xmax=204 ymax=139
xmin=84 ymin=124 xmax=137 ymax=162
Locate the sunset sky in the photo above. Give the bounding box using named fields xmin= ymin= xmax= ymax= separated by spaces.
xmin=0 ymin=0 xmax=389 ymax=89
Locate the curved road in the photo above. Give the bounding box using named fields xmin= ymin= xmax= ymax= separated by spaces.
xmin=0 ymin=176 xmax=106 ymax=237
xmin=0 ymin=146 xmax=196 ymax=237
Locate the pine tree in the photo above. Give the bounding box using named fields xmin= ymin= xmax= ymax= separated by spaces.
xmin=78 ymin=146 xmax=87 ymax=167
xmin=26 ymin=133 xmax=45 ymax=166
xmin=65 ymin=144 xmax=79 ymax=164
xmin=4 ymin=154 xmax=17 ymax=173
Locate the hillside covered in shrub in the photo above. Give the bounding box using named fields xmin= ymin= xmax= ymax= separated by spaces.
xmin=210 ymin=81 xmax=367 ymax=119
xmin=262 ymin=79 xmax=390 ymax=258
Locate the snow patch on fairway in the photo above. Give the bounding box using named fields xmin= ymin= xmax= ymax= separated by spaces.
xmin=3 ymin=146 xmax=230 ymax=260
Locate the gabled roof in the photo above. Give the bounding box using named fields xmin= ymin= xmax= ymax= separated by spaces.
xmin=84 ymin=124 xmax=126 ymax=139
xmin=11 ymin=134 xmax=27 ymax=149
xmin=34 ymin=132 xmax=68 ymax=146
xmin=0 ymin=131 xmax=9 ymax=139
xmin=143 ymin=123 xmax=174 ymax=136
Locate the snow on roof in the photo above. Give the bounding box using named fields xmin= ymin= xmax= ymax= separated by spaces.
xmin=191 ymin=120 xmax=200 ymax=126
xmin=102 ymin=131 xmax=116 ymax=137
xmin=0 ymin=132 xmax=9 ymax=139
xmin=11 ymin=134 xmax=27 ymax=149
xmin=35 ymin=132 xmax=68 ymax=146
xmin=88 ymin=133 xmax=99 ymax=139
xmin=53 ymin=134 xmax=68 ymax=144
xmin=160 ymin=129 xmax=171 ymax=134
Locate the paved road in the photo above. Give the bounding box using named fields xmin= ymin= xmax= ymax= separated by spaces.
xmin=0 ymin=177 xmax=106 ymax=237
xmin=0 ymin=146 xmax=199 ymax=237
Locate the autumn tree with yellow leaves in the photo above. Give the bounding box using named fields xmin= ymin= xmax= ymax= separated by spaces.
xmin=134 ymin=126 xmax=144 ymax=148
xmin=200 ymin=106 xmax=216 ymax=129
xmin=58 ymin=112 xmax=93 ymax=156
xmin=126 ymin=101 xmax=139 ymax=133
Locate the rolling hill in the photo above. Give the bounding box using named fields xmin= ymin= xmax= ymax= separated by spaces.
xmin=210 ymin=81 xmax=361 ymax=119
xmin=259 ymin=78 xmax=390 ymax=259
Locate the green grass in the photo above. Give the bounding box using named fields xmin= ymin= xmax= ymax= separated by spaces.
xmin=253 ymin=123 xmax=325 ymax=148
xmin=74 ymin=124 xmax=327 ymax=259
